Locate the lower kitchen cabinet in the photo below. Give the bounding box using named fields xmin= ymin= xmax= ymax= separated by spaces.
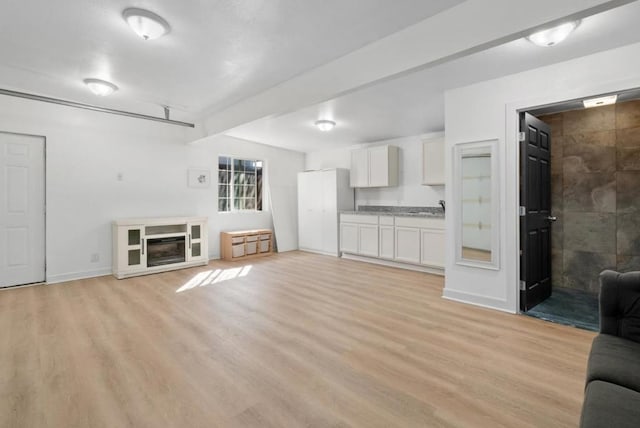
xmin=340 ymin=213 xmax=445 ymax=272
xmin=421 ymin=229 xmax=445 ymax=267
xmin=358 ymin=224 xmax=379 ymax=257
xmin=394 ymin=227 xmax=421 ymax=264
xmin=339 ymin=223 xmax=358 ymax=253
xmin=379 ymin=225 xmax=395 ymax=259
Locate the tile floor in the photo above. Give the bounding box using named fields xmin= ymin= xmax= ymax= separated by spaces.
xmin=525 ymin=287 xmax=599 ymax=332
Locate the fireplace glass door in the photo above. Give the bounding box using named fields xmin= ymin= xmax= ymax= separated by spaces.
xmin=147 ymin=236 xmax=186 ymax=267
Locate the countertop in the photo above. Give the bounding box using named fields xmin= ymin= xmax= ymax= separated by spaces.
xmin=340 ymin=205 xmax=445 ymax=218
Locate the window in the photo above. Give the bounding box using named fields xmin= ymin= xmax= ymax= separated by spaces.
xmin=218 ymin=156 xmax=263 ymax=212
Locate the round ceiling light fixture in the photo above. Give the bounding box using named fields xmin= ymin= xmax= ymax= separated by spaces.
xmin=527 ymin=21 xmax=579 ymax=47
xmin=123 ymin=8 xmax=171 ymax=40
xmin=315 ymin=119 xmax=336 ymax=131
xmin=83 ymin=78 xmax=119 ymax=96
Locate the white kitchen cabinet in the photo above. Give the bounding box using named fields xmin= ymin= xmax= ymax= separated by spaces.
xmin=358 ymin=224 xmax=379 ymax=257
xmin=422 ymin=137 xmax=445 ymax=185
xmin=340 ymin=213 xmax=444 ymax=273
xmin=340 ymin=214 xmax=378 ymax=257
xmin=298 ymin=169 xmax=354 ymax=256
xmin=395 ymin=216 xmax=446 ymax=268
xmin=421 ymin=229 xmax=445 ymax=267
xmin=379 ymin=225 xmax=395 ymax=259
xmin=394 ymin=226 xmax=421 ymax=264
xmin=339 ymin=223 xmax=358 ymax=253
xmin=350 ymin=149 xmax=369 ymax=188
xmin=378 ymin=216 xmax=394 ymax=259
xmin=349 ymin=145 xmax=399 ymax=188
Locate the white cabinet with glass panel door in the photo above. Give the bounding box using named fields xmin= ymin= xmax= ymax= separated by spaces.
xmin=114 ymin=225 xmax=146 ymax=275
xmin=187 ymin=221 xmax=208 ymax=262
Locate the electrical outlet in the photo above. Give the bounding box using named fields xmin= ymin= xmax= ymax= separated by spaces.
xmin=90 ymin=253 xmax=100 ymax=263
xmin=117 ymin=172 xmax=123 ymax=181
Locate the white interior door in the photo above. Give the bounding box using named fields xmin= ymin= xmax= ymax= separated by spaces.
xmin=0 ymin=132 xmax=45 ymax=287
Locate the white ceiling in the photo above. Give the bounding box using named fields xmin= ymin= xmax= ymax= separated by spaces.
xmin=0 ymin=0 xmax=463 ymax=120
xmin=225 ymin=1 xmax=640 ymax=152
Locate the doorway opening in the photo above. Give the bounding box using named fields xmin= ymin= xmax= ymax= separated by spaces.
xmin=519 ymin=89 xmax=640 ymax=331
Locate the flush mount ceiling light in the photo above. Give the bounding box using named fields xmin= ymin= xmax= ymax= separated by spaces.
xmin=83 ymin=78 xmax=118 ymax=96
xmin=123 ymin=8 xmax=170 ymax=40
xmin=527 ymin=21 xmax=578 ymax=47
xmin=315 ymin=119 xmax=336 ymax=131
xmin=583 ymin=94 xmax=618 ymax=109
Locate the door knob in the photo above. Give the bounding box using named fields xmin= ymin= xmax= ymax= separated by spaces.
xmin=546 ymin=216 xmax=557 ymax=222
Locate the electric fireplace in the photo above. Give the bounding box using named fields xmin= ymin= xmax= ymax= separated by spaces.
xmin=147 ymin=236 xmax=186 ymax=267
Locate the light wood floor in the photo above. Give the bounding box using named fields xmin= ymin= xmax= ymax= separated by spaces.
xmin=0 ymin=251 xmax=594 ymax=428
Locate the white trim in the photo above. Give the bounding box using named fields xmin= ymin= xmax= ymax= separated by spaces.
xmin=46 ymin=268 xmax=112 ymax=284
xmin=341 ymin=253 xmax=444 ymax=276
xmin=442 ymin=288 xmax=515 ymax=314
xmin=0 ymin=282 xmax=45 ymax=291
xmin=299 ymin=248 xmax=339 ymax=257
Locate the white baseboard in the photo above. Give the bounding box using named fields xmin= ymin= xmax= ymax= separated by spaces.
xmin=299 ymin=248 xmax=339 ymax=257
xmin=442 ymin=288 xmax=516 ymax=314
xmin=341 ymin=253 xmax=445 ymax=276
xmin=46 ymin=267 xmax=113 ymax=285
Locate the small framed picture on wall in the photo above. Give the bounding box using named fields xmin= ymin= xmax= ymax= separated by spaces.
xmin=188 ymin=169 xmax=211 ymax=188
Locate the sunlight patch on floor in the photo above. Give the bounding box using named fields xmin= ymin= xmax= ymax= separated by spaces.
xmin=176 ymin=265 xmax=253 ymax=293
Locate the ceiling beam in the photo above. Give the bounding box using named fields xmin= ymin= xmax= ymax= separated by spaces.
xmin=195 ymin=0 xmax=631 ymax=141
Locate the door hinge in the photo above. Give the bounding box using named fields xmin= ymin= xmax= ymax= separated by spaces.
xmin=518 ymin=131 xmax=526 ymax=142
xmin=520 ymin=280 xmax=526 ymax=291
xmin=519 ymin=206 xmax=526 ymax=216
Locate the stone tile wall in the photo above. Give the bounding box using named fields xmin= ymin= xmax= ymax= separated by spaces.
xmin=541 ymin=99 xmax=640 ymax=293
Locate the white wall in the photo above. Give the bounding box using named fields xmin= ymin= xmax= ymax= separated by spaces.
xmin=305 ymin=133 xmax=445 ymax=208
xmin=444 ymin=41 xmax=640 ymax=313
xmin=0 ymin=95 xmax=304 ymax=283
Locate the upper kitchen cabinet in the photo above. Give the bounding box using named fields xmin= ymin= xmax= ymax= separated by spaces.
xmin=422 ymin=136 xmax=445 ymax=186
xmin=350 ymin=145 xmax=399 ymax=188
xmin=350 ymin=148 xmax=369 ymax=187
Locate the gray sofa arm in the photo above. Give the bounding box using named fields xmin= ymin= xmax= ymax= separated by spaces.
xmin=599 ymin=270 xmax=640 ymax=342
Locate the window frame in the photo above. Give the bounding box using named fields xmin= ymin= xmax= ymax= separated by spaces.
xmin=217 ymin=156 xmax=264 ymax=213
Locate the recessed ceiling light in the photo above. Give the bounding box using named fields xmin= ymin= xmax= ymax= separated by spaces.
xmin=123 ymin=8 xmax=170 ymax=40
xmin=527 ymin=21 xmax=578 ymax=47
xmin=83 ymin=78 xmax=118 ymax=96
xmin=315 ymin=119 xmax=336 ymax=131
xmin=583 ymin=95 xmax=617 ymax=109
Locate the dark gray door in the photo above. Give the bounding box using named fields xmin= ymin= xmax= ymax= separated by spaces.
xmin=520 ymin=113 xmax=553 ymax=311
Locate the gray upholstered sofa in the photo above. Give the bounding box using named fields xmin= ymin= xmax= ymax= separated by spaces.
xmin=580 ymin=270 xmax=640 ymax=428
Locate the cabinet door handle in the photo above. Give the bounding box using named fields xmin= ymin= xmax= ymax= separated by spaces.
xmin=189 ymin=234 xmax=191 ymax=249
xmin=141 ymin=239 xmax=145 ymax=255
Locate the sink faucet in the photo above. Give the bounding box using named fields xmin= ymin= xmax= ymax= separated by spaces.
xmin=438 ymin=200 xmax=445 ymax=212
